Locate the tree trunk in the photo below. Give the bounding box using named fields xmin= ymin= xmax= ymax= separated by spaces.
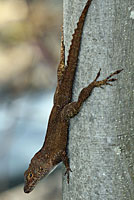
xmin=63 ymin=0 xmax=134 ymax=199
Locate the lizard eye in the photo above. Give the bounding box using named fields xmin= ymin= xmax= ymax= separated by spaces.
xmin=28 ymin=173 xmax=33 ymax=179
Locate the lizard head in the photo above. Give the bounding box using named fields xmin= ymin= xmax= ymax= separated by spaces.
xmin=24 ymin=151 xmax=53 ymax=193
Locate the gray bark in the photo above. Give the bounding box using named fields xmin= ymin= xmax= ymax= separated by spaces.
xmin=63 ymin=0 xmax=134 ymax=200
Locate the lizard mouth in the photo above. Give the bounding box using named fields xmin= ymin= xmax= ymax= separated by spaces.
xmin=24 ymin=179 xmax=37 ymax=193
xmin=24 ymin=184 xmax=35 ymax=193
xmin=24 ymin=186 xmax=31 ymax=193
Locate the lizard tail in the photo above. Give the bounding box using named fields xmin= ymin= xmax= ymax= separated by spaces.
xmin=67 ymin=0 xmax=93 ymax=68
xmin=61 ymin=0 xmax=93 ymax=103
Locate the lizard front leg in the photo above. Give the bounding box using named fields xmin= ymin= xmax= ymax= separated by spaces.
xmin=61 ymin=69 xmax=123 ymax=120
xmin=61 ymin=151 xmax=72 ymax=184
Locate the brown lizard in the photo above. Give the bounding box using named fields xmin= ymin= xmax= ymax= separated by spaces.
xmin=24 ymin=0 xmax=123 ymax=193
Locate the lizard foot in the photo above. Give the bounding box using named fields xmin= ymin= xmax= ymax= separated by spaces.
xmin=64 ymin=167 xmax=72 ymax=184
xmin=94 ymin=68 xmax=123 ymax=88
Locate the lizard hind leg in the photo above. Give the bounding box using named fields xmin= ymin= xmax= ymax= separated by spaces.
xmin=57 ymin=25 xmax=65 ymax=84
xmin=77 ymin=68 xmax=123 ymax=106
xmin=94 ymin=68 xmax=123 ymax=88
xmin=54 ymin=25 xmax=65 ymax=104
xmin=60 ymin=68 xmax=123 ymax=120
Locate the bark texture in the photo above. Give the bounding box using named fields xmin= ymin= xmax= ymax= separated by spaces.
xmin=63 ymin=0 xmax=134 ymax=199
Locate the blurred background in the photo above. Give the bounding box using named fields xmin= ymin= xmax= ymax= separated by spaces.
xmin=0 ymin=0 xmax=62 ymax=199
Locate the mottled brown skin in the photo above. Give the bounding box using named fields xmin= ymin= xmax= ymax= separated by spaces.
xmin=24 ymin=0 xmax=123 ymax=193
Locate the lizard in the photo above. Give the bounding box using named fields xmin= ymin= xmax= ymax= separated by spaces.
xmin=24 ymin=0 xmax=123 ymax=193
